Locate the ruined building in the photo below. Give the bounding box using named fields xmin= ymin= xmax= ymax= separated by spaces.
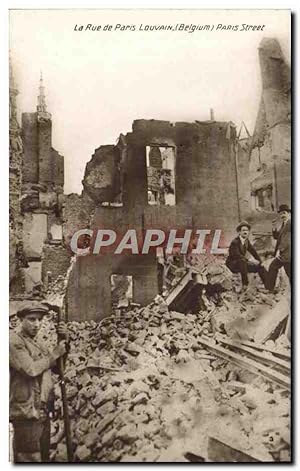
xmin=66 ymin=119 xmax=240 ymax=321
xmin=251 ymin=39 xmax=291 ymax=210
xmin=234 ymin=38 xmax=291 ymax=254
xmin=65 ymin=38 xmax=291 ymax=322
xmin=9 ymin=37 xmax=291 ymax=322
xmin=237 ymin=38 xmax=291 ymax=221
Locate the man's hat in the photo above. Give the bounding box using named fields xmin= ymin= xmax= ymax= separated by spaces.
xmin=278 ymin=204 xmax=291 ymax=213
xmin=16 ymin=302 xmax=49 ymax=319
xmin=236 ymin=220 xmax=251 ymax=232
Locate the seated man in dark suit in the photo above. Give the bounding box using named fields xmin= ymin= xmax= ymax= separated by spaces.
xmin=267 ymin=204 xmax=291 ymax=292
xmin=226 ymin=221 xmax=267 ymax=289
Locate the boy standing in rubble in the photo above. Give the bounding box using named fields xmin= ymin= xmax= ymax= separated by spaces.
xmin=9 ymin=302 xmax=67 ymax=462
xmin=226 ymin=221 xmax=267 ymax=290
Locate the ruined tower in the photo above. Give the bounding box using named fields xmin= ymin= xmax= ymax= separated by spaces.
xmin=19 ymin=75 xmax=69 ymax=296
xmin=22 ymin=74 xmax=64 ymax=190
xmin=250 ymin=38 xmax=291 ymax=212
xmin=9 ymin=56 xmax=24 ymax=287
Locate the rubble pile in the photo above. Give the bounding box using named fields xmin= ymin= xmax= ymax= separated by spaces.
xmin=9 ymin=262 xmax=291 ymax=463
xmin=9 ymin=251 xmax=290 ymax=464
xmin=45 ymin=275 xmax=67 ymax=300
xmin=12 ymin=291 xmax=288 ymax=463
xmin=210 ymin=283 xmax=290 ymax=344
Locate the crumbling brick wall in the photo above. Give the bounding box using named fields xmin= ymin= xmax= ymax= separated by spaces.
xmin=82 ymin=145 xmax=121 ymax=205
xmin=67 ymin=254 xmax=158 ymax=322
xmin=124 ymin=119 xmax=239 ymax=238
xmin=62 ymin=192 xmax=96 ymax=247
xmin=64 ymin=117 xmax=240 ymax=321
xmin=22 ymin=113 xmax=39 ymax=184
xmin=10 ymin=100 xmax=66 ymax=297
xmin=250 ymin=38 xmax=291 ymax=212
xmin=22 ymin=112 xmax=65 ymax=191
xmin=51 ymin=148 xmax=64 ymax=188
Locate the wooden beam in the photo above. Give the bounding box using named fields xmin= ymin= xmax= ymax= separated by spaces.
xmin=165 ymin=271 xmax=193 ymax=307
xmin=253 ymin=297 xmax=289 ymax=343
xmin=239 ymin=339 xmax=290 ymax=360
xmin=197 ymin=337 xmax=290 ymax=389
xmin=215 ymin=336 xmax=290 ymax=372
xmin=207 ymin=436 xmax=272 ymax=462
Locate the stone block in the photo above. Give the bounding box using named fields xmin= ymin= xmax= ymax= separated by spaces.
xmin=23 ymin=212 xmax=47 ymax=258
xmin=50 ymin=223 xmax=63 ymax=240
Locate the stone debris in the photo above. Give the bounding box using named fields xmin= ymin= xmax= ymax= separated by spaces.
xmin=209 ymin=284 xmax=289 ymax=343
xmin=9 ymin=37 xmax=291 ymax=463
xmin=9 ymin=286 xmax=290 ymax=463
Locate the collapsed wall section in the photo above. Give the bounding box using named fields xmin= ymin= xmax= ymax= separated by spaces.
xmin=236 ymin=137 xmax=252 ymax=219
xmin=64 ymin=118 xmax=240 ymax=321
xmin=22 ymin=113 xmax=39 ymax=184
xmin=66 ymin=254 xmax=158 ymax=321
xmin=126 ymin=119 xmax=239 ymax=240
xmin=82 ymin=145 xmax=121 ymax=205
xmin=10 ymin=37 xmax=291 ymax=323
xmin=10 ymin=102 xmax=66 ymax=298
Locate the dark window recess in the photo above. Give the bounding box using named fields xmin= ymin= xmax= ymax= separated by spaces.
xmin=255 ymin=186 xmax=274 ymax=211
xmin=110 ymin=274 xmax=133 ymax=308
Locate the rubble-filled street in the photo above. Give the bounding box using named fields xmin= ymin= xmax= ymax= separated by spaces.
xmin=9 ymin=23 xmax=291 ymax=463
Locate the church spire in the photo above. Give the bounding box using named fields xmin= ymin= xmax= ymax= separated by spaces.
xmin=37 ymin=72 xmax=51 ymax=119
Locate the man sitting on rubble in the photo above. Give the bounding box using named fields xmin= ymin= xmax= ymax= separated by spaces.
xmin=226 ymin=221 xmax=267 ymax=290
xmin=10 ymin=302 xmax=67 ymax=462
xmin=267 ymin=204 xmax=291 ymax=292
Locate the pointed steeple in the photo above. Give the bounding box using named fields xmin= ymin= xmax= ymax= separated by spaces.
xmin=37 ymin=72 xmax=51 ymax=119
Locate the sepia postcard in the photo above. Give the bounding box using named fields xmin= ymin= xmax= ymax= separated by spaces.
xmin=9 ymin=9 xmax=291 ymax=463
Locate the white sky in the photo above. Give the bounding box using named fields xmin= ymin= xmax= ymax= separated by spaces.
xmin=9 ymin=9 xmax=290 ymax=194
